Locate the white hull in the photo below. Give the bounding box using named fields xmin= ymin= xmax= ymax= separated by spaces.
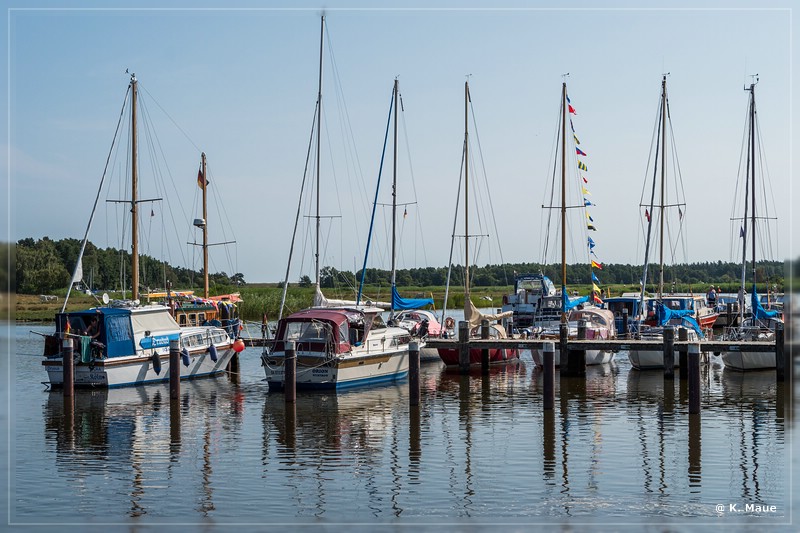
xmin=264 ymin=348 xmax=409 ymax=390
xmin=531 ymin=347 xmax=613 ymax=367
xmin=720 ymin=350 xmax=775 ymax=371
xmin=44 ymin=346 xmax=235 ymax=388
xmin=628 ymin=349 xmax=678 ymax=370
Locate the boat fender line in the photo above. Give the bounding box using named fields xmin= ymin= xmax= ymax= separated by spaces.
xmin=208 ymin=343 xmax=218 ymax=362
xmin=445 ymin=317 xmax=455 ymax=329
xmin=151 ymin=352 xmax=162 ymax=375
xmin=181 ymin=347 xmax=191 ymax=367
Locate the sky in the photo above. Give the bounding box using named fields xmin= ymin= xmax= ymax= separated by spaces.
xmin=3 ymin=1 xmax=797 ymax=285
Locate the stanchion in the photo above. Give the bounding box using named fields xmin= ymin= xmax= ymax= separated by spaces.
xmin=62 ymin=338 xmax=74 ymax=397
xmin=543 ymin=341 xmax=555 ymax=411
xmin=285 ymin=340 xmax=296 ymax=403
xmin=169 ymin=339 xmax=180 ymax=400
xmin=688 ymin=343 xmax=701 ymax=415
xmin=409 ymin=341 xmax=420 ymax=407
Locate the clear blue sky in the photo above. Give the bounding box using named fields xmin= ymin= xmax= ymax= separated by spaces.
xmin=4 ymin=2 xmax=796 ymax=285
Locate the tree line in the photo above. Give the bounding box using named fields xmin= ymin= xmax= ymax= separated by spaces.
xmin=10 ymin=237 xmax=788 ymax=295
xmin=14 ymin=237 xmax=244 ymax=295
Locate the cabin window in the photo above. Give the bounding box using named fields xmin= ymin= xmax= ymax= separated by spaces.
xmin=179 ymin=315 xmax=187 ymax=327
xmin=371 ymin=314 xmax=387 ymax=329
xmin=199 ymin=313 xmax=206 ymax=324
xmin=189 ymin=313 xmax=197 ymax=326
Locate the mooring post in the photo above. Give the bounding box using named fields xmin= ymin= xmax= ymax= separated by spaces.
xmin=663 ymin=326 xmax=675 ymax=379
xmin=458 ymin=320 xmax=470 ymax=373
xmin=678 ymin=327 xmax=689 ymax=380
xmin=622 ymin=307 xmax=629 ymax=339
xmin=688 ymin=343 xmax=701 ymax=414
xmin=726 ymin=301 xmax=733 ymax=327
xmin=62 ymin=338 xmax=74 ymax=397
xmin=558 ymin=322 xmax=569 ymax=369
xmin=409 ymin=341 xmax=420 ymax=407
xmin=480 ymin=319 xmax=490 ymax=374
xmin=285 ymin=340 xmax=296 ymax=403
xmin=775 ymin=322 xmax=785 ymax=382
xmin=567 ymin=319 xmax=587 ymax=377
xmin=543 ymin=341 xmax=555 ymax=411
xmin=169 ymin=339 xmax=180 ymax=400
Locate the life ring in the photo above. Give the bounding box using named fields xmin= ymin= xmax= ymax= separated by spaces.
xmin=444 ymin=316 xmax=455 ymax=329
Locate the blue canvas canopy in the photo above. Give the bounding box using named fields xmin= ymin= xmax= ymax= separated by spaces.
xmin=751 ymin=285 xmax=779 ymax=320
xmin=391 ymin=285 xmax=433 ymax=311
xmin=655 ymin=302 xmax=703 ymax=337
xmin=561 ymin=286 xmax=590 ymax=312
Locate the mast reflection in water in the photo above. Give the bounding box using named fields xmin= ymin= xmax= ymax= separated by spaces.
xmin=10 ymin=324 xmax=794 ymax=526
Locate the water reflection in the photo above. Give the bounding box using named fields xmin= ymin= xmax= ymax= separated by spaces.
xmin=43 ymin=377 xmax=243 ymax=518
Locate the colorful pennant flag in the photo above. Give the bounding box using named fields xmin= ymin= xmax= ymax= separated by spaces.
xmin=576 ymin=147 xmax=586 ymax=156
xmin=591 ymin=271 xmax=600 ymax=283
xmin=587 ymin=223 xmax=597 ymax=231
xmin=584 ymin=199 xmax=594 ymax=207
xmin=570 ymin=118 xmax=575 ymax=132
xmin=587 ymin=236 xmax=595 ymax=249
xmin=578 ymin=161 xmax=587 ymax=171
xmin=645 ymin=209 xmax=651 ymax=222
xmin=573 ymin=134 xmax=580 ymax=145
xmin=197 ymin=167 xmax=208 ymax=189
xmin=586 ymin=213 xmax=594 ymax=222
xmin=582 ymin=176 xmax=588 ymax=183
xmin=593 ymin=283 xmax=602 ymax=294
xmin=592 ymin=294 xmax=603 ymax=304
xmin=566 ymin=94 xmax=571 ymax=104
xmin=678 ymin=207 xmax=683 ymax=220
xmin=403 ymin=207 xmax=408 ymax=219
xmin=568 ymin=104 xmax=577 ymax=115
xmin=591 ymin=260 xmax=603 ymax=270
xmin=581 ymin=185 xmax=590 ymax=195
xmin=739 ymin=226 xmax=745 ymax=238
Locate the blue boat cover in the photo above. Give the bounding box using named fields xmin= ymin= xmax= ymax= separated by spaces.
xmin=391 ymin=285 xmax=433 ymax=311
xmin=561 ymin=286 xmax=590 ymax=312
xmin=751 ymin=285 xmax=779 ymax=320
xmin=655 ymin=302 xmax=704 ymax=337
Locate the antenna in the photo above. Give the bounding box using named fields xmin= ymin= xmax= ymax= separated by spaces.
xmin=561 ymin=72 xmax=570 ymax=80
xmin=745 ymin=73 xmax=759 ymax=90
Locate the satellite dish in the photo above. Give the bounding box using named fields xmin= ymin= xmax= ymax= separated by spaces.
xmin=102 ymin=293 xmax=110 ymax=304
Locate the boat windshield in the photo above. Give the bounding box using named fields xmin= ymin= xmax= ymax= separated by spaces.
xmin=283 ymin=320 xmax=331 ymax=343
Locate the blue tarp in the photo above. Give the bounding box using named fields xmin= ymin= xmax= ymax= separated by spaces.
xmin=561 ymin=286 xmax=590 ymax=312
xmin=391 ymin=285 xmax=433 ymax=311
xmin=655 ymin=302 xmax=704 ymax=338
xmin=751 ymin=285 xmax=779 ymax=320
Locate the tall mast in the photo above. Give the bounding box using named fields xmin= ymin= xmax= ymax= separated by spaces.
xmin=464 ymin=80 xmax=470 ymax=297
xmin=131 ymin=75 xmax=139 ymax=301
xmin=749 ymin=83 xmax=757 ymax=290
xmin=201 ymin=152 xmax=209 ymax=298
xmin=390 ymin=78 xmax=399 ymax=302
xmin=560 ymin=81 xmax=567 ymax=323
xmin=657 ymin=75 xmax=667 ymax=300
xmin=315 ymin=15 xmax=324 ymax=288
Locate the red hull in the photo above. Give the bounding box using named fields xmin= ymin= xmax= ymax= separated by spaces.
xmin=437 ymin=347 xmax=519 ymax=366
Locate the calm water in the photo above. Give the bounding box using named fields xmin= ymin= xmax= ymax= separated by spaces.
xmin=4 ymin=322 xmax=798 ymax=530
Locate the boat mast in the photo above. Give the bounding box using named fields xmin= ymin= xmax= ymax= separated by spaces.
xmin=749 ymin=83 xmax=757 ymax=293
xmin=315 ymin=15 xmax=324 ymax=289
xmin=560 ymin=81 xmax=567 ymax=323
xmin=464 ymin=80 xmax=470 ymax=300
xmin=390 ymin=78 xmax=399 ymax=313
xmin=201 ymin=152 xmax=209 ymax=298
xmin=131 ymin=75 xmax=140 ymax=301
xmin=657 ymin=75 xmax=667 ymax=300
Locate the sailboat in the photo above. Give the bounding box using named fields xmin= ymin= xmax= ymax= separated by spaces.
xmin=262 ymin=17 xmax=412 ymax=390
xmin=628 ymin=75 xmax=707 ymax=370
xmin=41 ymin=74 xmax=237 ymax=388
xmin=436 ymin=80 xmax=517 ymax=367
xmin=528 ymin=80 xmax=616 ymax=367
xmin=721 ymin=80 xmax=783 ymax=371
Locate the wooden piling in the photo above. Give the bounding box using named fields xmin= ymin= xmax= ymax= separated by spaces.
xmin=458 ymin=320 xmax=470 ymax=373
xmin=62 ymin=338 xmax=74 ymax=397
xmin=678 ymin=327 xmax=689 ymax=380
xmin=285 ymin=340 xmax=296 ymax=403
xmin=688 ymin=343 xmax=701 ymax=414
xmin=480 ymin=320 xmax=490 ymax=374
xmin=169 ymin=339 xmax=180 ymax=400
xmin=409 ymin=341 xmax=420 ymax=407
xmin=726 ymin=302 xmax=733 ymax=327
xmin=566 ymin=319 xmax=587 ymax=377
xmin=622 ymin=308 xmax=629 ymax=339
xmin=775 ymin=322 xmax=785 ymax=382
xmin=543 ymin=341 xmax=555 ymax=411
xmin=558 ymin=322 xmax=568 ymax=369
xmin=663 ymin=326 xmax=675 ymax=379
